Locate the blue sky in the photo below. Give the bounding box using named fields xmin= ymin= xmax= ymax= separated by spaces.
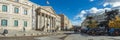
xmin=30 ymin=0 xmax=120 ymax=26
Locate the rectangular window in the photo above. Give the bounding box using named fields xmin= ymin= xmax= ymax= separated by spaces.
xmin=24 ymin=9 xmax=27 ymax=15
xmin=14 ymin=7 xmax=19 ymax=13
xmin=24 ymin=21 xmax=27 ymax=27
xmin=14 ymin=20 xmax=18 ymax=27
xmin=1 ymin=19 xmax=7 ymax=26
xmin=2 ymin=5 xmax=7 ymax=12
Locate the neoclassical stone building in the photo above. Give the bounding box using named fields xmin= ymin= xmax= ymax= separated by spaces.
xmin=0 ymin=0 xmax=34 ymax=31
xmin=35 ymin=6 xmax=61 ymax=32
xmin=0 ymin=0 xmax=61 ymax=31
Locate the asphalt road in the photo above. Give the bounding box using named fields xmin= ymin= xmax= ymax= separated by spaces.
xmin=34 ymin=32 xmax=120 ymax=40
xmin=64 ymin=33 xmax=120 ymax=40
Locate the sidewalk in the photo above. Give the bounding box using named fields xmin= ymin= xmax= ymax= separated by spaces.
xmin=0 ymin=30 xmax=64 ymax=37
xmin=0 ymin=33 xmax=67 ymax=40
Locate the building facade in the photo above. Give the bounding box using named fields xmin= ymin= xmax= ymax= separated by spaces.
xmin=0 ymin=0 xmax=34 ymax=31
xmin=55 ymin=15 xmax=61 ymax=31
xmin=58 ymin=14 xmax=73 ymax=31
xmin=81 ymin=6 xmax=120 ymax=27
xmin=0 ymin=0 xmax=62 ymax=32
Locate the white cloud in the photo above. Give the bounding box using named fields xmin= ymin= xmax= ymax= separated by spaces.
xmin=88 ymin=7 xmax=111 ymax=14
xmin=72 ymin=7 xmax=111 ymax=26
xmin=103 ymin=3 xmax=109 ymax=7
xmin=112 ymin=2 xmax=120 ymax=7
xmin=104 ymin=0 xmax=120 ymax=7
xmin=72 ymin=10 xmax=87 ymax=26
xmin=74 ymin=10 xmax=86 ymax=20
xmin=81 ymin=10 xmax=86 ymax=14
xmin=89 ymin=7 xmax=98 ymax=13
xmin=90 ymin=0 xmax=94 ymax=2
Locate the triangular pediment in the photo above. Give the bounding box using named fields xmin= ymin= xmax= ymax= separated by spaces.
xmin=41 ymin=6 xmax=56 ymax=14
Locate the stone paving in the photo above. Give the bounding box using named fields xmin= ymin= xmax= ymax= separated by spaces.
xmin=0 ymin=36 xmax=34 ymax=40
xmin=0 ymin=33 xmax=65 ymax=40
xmin=0 ymin=30 xmax=69 ymax=40
xmin=0 ymin=29 xmax=63 ymax=37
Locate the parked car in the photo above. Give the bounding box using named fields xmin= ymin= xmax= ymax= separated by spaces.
xmin=108 ymin=28 xmax=120 ymax=36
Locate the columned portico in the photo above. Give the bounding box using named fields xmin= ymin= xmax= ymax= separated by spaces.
xmin=35 ymin=6 xmax=61 ymax=32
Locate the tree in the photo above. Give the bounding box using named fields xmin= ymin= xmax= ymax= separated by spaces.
xmin=86 ymin=16 xmax=98 ymax=28
xmin=104 ymin=9 xmax=119 ymax=29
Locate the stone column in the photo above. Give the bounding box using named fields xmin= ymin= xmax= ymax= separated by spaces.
xmin=36 ymin=13 xmax=38 ymax=30
xmin=52 ymin=17 xmax=54 ymax=32
xmin=44 ymin=14 xmax=47 ymax=32
xmin=37 ymin=15 xmax=40 ymax=29
xmin=47 ymin=16 xmax=50 ymax=31
xmin=50 ymin=17 xmax=52 ymax=32
xmin=46 ymin=15 xmax=48 ymax=32
xmin=54 ymin=18 xmax=56 ymax=31
xmin=49 ymin=16 xmax=51 ymax=31
xmin=52 ymin=18 xmax=54 ymax=31
xmin=36 ymin=15 xmax=37 ymax=30
xmin=49 ymin=17 xmax=51 ymax=32
xmin=42 ymin=13 xmax=44 ymax=31
xmin=53 ymin=18 xmax=55 ymax=32
xmin=39 ymin=13 xmax=42 ymax=30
